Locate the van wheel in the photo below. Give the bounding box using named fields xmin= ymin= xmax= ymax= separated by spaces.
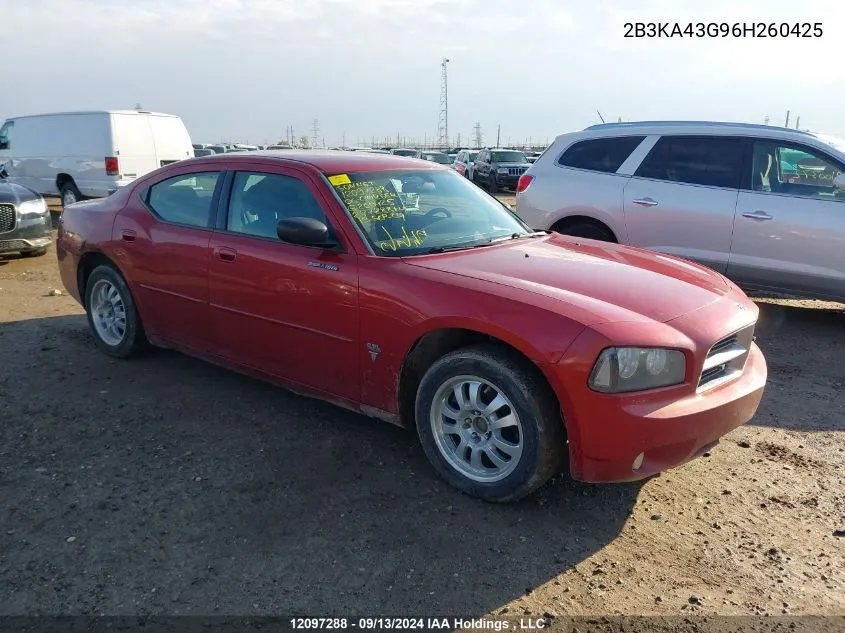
xmin=84 ymin=264 xmax=149 ymax=358
xmin=415 ymin=344 xmax=566 ymax=502
xmin=60 ymin=181 xmax=83 ymax=208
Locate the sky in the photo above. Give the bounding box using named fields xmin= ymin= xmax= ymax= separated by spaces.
xmin=3 ymin=0 xmax=844 ymax=146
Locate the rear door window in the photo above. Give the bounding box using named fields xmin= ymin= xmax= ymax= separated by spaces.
xmin=145 ymin=171 xmax=221 ymax=228
xmin=634 ymin=135 xmax=745 ymax=189
xmin=557 ymin=136 xmax=646 ymax=173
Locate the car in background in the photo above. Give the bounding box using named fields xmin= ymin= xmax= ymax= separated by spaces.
xmin=516 ymin=120 xmax=845 ymax=303
xmin=472 ymin=148 xmax=530 ymax=192
xmin=0 ymin=181 xmax=52 ymax=257
xmin=207 ymin=145 xmax=227 ymax=154
xmin=55 ymin=151 xmax=766 ymax=502
xmin=391 ymin=148 xmax=419 ymax=157
xmin=0 ymin=110 xmax=194 ymax=208
xmin=193 ymin=148 xmax=215 ymax=157
xmin=454 ymin=149 xmax=480 ymax=179
xmin=418 ymin=151 xmax=453 ymax=166
xmin=266 ymin=144 xmax=293 ymax=150
xmin=525 ymin=151 xmax=543 ymax=164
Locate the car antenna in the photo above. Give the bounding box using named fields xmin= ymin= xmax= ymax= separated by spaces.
xmin=596 ymin=110 xmax=606 ymax=123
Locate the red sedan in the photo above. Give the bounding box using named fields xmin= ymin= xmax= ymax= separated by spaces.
xmin=56 ymin=151 xmax=767 ymax=502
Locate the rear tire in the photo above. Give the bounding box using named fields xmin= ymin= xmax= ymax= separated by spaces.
xmin=84 ymin=264 xmax=149 ymax=358
xmin=415 ymin=344 xmax=566 ymax=502
xmin=554 ymin=221 xmax=616 ymax=242
xmin=60 ymin=181 xmax=84 ymax=208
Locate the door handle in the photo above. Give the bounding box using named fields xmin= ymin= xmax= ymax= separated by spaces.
xmin=120 ymin=229 xmax=136 ymax=242
xmin=632 ymin=197 xmax=658 ymax=206
xmin=742 ymin=211 xmax=773 ymax=221
xmin=213 ymin=246 xmax=237 ymax=262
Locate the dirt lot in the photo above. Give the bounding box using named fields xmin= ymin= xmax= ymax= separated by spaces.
xmin=1 ymin=203 xmax=843 ymax=625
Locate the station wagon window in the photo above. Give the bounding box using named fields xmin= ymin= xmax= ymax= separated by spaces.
xmin=226 ymin=172 xmax=329 ymax=239
xmin=0 ymin=121 xmax=13 ymax=150
xmin=635 ymin=135 xmax=745 ymax=189
xmin=557 ymin=136 xmax=646 ymax=173
xmin=145 ymin=172 xmax=220 ymax=228
xmin=749 ymin=140 xmax=845 ymax=201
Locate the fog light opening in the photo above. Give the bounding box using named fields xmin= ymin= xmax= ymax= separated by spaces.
xmin=632 ymin=452 xmax=645 ymax=471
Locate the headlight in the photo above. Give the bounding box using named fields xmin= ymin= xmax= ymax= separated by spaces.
xmin=18 ymin=198 xmax=49 ymax=219
xmin=497 ymin=167 xmax=509 ymax=174
xmin=589 ymin=347 xmax=686 ymax=393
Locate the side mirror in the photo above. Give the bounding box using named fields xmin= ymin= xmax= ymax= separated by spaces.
xmin=276 ymin=217 xmax=339 ymax=249
xmin=834 ymin=173 xmax=845 ymax=189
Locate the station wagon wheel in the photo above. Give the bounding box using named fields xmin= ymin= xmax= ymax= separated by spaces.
xmin=84 ymin=264 xmax=149 ymax=358
xmin=415 ymin=344 xmax=567 ymax=502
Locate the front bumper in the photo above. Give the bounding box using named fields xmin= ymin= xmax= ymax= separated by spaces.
xmin=493 ymin=173 xmax=522 ymax=188
xmin=544 ymin=341 xmax=767 ymax=483
xmin=0 ymin=218 xmax=53 ymax=254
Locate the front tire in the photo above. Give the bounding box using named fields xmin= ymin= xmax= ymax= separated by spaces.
xmin=415 ymin=345 xmax=566 ymax=502
xmin=555 ymin=221 xmax=615 ymax=242
xmin=84 ymin=264 xmax=149 ymax=358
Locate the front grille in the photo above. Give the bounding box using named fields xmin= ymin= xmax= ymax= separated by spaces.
xmin=697 ymin=324 xmax=755 ymax=391
xmin=506 ymin=167 xmax=528 ymax=176
xmin=0 ymin=204 xmax=15 ymax=233
xmin=0 ymin=239 xmax=27 ymax=251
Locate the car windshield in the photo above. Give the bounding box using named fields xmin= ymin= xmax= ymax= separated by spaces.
xmin=393 ymin=149 xmax=417 ymax=156
xmin=327 ymin=169 xmax=531 ymax=256
xmin=491 ymin=151 xmax=528 ymax=163
xmin=468 ymin=151 xmax=479 ymax=161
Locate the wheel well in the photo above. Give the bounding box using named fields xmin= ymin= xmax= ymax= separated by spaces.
xmin=551 ymin=215 xmax=617 ymax=242
xmin=77 ymin=252 xmax=116 ymax=307
xmin=397 ymin=328 xmax=564 ymax=431
xmin=56 ymin=173 xmax=74 ymax=191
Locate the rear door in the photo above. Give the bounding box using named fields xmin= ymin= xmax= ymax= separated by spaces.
xmin=622 ymin=134 xmax=747 ymax=273
xmin=147 ymin=114 xmax=194 ymax=166
xmin=728 ymin=138 xmax=845 ymax=300
xmin=115 ymin=168 xmax=224 ymax=351
xmin=111 ymin=113 xmax=157 ymax=181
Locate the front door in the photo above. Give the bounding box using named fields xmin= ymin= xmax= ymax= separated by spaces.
xmin=116 ymin=169 xmax=223 ymax=351
xmin=728 ymin=139 xmax=845 ymax=300
xmin=208 ymin=167 xmax=360 ymax=402
xmin=622 ymin=134 xmax=747 ymax=273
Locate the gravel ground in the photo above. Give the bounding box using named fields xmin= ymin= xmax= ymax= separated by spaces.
xmin=0 ymin=204 xmax=843 ymax=629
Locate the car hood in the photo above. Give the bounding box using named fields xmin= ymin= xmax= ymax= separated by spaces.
xmin=0 ymin=181 xmax=41 ymax=205
xmin=405 ymin=234 xmax=731 ymax=325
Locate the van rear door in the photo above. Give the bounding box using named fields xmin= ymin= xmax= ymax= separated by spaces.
xmin=110 ymin=113 xmax=157 ymax=182
xmin=147 ymin=114 xmax=193 ymax=167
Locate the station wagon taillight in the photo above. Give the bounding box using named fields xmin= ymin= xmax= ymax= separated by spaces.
xmin=516 ymin=174 xmax=534 ymax=193
xmin=105 ymin=156 xmax=120 ymax=176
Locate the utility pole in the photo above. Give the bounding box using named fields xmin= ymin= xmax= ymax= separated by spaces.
xmin=785 ymin=110 xmax=790 ymax=128
xmin=456 ymin=132 xmax=461 ymax=148
xmin=342 ymin=131 xmax=346 ymax=148
xmin=437 ymin=57 xmax=450 ymax=149
xmin=496 ymin=124 xmax=501 ymax=148
xmin=764 ymin=115 xmax=770 ymax=125
xmin=795 ymin=116 xmax=800 ymax=130
xmin=473 ymin=122 xmax=483 ymax=149
xmin=311 ymin=119 xmax=320 ymax=149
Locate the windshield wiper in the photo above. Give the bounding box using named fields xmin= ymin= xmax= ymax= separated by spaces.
xmin=426 ymin=232 xmax=547 ymax=254
xmin=489 ymin=231 xmax=548 ymax=243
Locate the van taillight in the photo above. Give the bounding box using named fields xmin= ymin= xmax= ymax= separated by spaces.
xmin=105 ymin=156 xmax=119 ymax=176
xmin=516 ymin=174 xmax=534 ymax=193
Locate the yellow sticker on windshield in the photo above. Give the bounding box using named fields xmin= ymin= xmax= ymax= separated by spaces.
xmin=328 ymin=174 xmax=351 ymax=186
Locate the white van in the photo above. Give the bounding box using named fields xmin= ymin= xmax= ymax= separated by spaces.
xmin=0 ymin=110 xmax=194 ymax=207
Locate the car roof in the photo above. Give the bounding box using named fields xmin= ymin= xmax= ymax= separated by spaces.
xmin=7 ymin=109 xmax=179 ymax=120
xmin=581 ymin=120 xmax=819 ymax=140
xmin=185 ymin=149 xmax=443 ymax=173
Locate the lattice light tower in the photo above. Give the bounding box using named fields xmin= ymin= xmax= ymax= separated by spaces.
xmin=437 ymin=58 xmax=450 ymax=149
